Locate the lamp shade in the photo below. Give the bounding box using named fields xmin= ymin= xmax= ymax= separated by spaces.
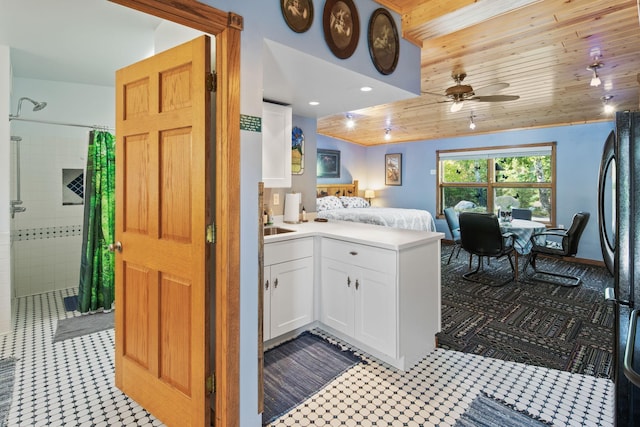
xmin=364 ymin=190 xmax=375 ymax=199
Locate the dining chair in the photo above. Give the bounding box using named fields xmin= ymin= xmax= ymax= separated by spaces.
xmin=524 ymin=212 xmax=590 ymax=286
xmin=511 ymin=208 xmax=532 ymax=220
xmin=444 ymin=207 xmax=463 ymax=264
xmin=459 ymin=212 xmax=516 ymax=286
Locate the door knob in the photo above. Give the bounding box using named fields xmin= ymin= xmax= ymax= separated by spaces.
xmin=108 ymin=241 xmax=122 ymax=253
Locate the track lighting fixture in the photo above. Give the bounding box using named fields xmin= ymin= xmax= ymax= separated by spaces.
xmin=345 ymin=113 xmax=355 ymax=129
xmin=469 ymin=114 xmax=476 ymax=130
xmin=587 ymin=56 xmax=604 ymax=87
xmin=384 ymin=128 xmax=391 ymax=141
xmin=602 ymin=95 xmax=614 ymax=114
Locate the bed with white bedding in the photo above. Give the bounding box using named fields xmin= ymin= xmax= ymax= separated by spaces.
xmin=315 ymin=194 xmax=436 ymax=232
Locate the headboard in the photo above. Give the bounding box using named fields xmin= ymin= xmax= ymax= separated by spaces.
xmin=316 ymin=180 xmax=359 ymax=198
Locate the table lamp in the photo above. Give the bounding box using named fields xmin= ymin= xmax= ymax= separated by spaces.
xmin=364 ymin=189 xmax=376 ymax=205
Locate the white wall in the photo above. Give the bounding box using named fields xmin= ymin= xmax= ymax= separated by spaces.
xmin=0 ymin=45 xmax=12 ymax=334
xmin=10 ymin=78 xmax=114 ymax=297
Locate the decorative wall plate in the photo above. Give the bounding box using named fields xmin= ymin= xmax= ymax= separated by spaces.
xmin=281 ymin=0 xmax=314 ymax=33
xmin=368 ymin=8 xmax=399 ymax=75
xmin=323 ymin=0 xmax=360 ymax=59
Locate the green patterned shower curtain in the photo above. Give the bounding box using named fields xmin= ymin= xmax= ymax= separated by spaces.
xmin=78 ymin=130 xmax=116 ymax=313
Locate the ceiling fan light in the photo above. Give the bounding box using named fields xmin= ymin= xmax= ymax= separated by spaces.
xmin=590 ymin=73 xmax=601 ymax=87
xmin=384 ymin=128 xmax=391 ymax=141
xmin=450 ymin=101 xmax=464 ymax=112
xmin=469 ymin=114 xmax=476 ymax=130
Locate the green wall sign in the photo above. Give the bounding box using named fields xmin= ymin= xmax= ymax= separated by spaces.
xmin=240 ymin=114 xmax=261 ymax=132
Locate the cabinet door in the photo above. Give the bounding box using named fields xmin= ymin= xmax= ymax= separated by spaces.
xmin=354 ymin=266 xmax=397 ymax=358
xmin=320 ymin=258 xmax=354 ymax=336
xmin=263 ymin=266 xmax=271 ymax=342
xmin=270 ymin=257 xmax=314 ymax=337
xmin=262 ymin=102 xmax=292 ymax=188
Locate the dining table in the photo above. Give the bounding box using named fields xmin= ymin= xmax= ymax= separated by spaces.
xmin=500 ymin=218 xmax=547 ymax=279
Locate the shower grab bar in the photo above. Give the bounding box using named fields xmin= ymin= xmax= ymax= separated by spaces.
xmin=13 ymin=136 xmax=22 ymax=202
xmin=624 ymin=309 xmax=640 ymax=388
xmin=10 ymin=136 xmax=26 ymax=218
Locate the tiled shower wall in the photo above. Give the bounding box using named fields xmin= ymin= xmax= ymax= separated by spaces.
xmin=10 ymin=133 xmax=87 ymax=297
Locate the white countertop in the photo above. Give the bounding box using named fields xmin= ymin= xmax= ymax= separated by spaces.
xmin=264 ymin=219 xmax=443 ymax=251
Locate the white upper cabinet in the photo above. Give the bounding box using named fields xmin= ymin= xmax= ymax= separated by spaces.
xmin=262 ymin=102 xmax=292 ymax=188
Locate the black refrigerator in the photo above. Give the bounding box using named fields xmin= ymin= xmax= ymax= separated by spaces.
xmin=599 ymin=111 xmax=640 ymax=425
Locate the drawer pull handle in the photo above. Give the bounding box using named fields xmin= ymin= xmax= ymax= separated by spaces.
xmin=349 ymin=251 xmax=358 ymax=256
xmin=274 ymin=278 xmax=278 ymax=289
xmin=265 ymin=280 xmax=269 ymax=290
xmin=347 ymin=277 xmax=351 ymax=287
xmin=355 ymin=279 xmax=360 ymax=290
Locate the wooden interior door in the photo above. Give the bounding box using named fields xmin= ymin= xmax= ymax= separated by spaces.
xmin=114 ymin=35 xmax=211 ymax=427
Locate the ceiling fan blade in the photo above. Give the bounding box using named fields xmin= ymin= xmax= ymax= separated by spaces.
xmin=471 ymin=95 xmax=520 ymax=102
xmin=473 ymin=82 xmax=510 ymax=96
xmin=421 ymin=90 xmax=446 ymax=97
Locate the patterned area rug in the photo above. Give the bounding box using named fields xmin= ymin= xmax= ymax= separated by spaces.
xmin=454 ymin=393 xmax=552 ymax=427
xmin=439 ymin=249 xmax=614 ymax=378
xmin=263 ymin=331 xmax=362 ymax=425
xmin=0 ymin=357 xmax=17 ymax=427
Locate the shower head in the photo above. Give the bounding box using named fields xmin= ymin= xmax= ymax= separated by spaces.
xmin=32 ymin=101 xmax=47 ymax=111
xmin=15 ymin=97 xmax=47 ymax=116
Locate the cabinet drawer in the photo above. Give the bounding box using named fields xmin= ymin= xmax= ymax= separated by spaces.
xmin=321 ymin=238 xmax=395 ymax=273
xmin=265 ymin=237 xmax=313 ymax=265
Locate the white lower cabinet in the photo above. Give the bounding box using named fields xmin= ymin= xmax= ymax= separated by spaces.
xmin=263 ymin=237 xmax=314 ymax=341
xmin=320 ymin=239 xmax=397 ymax=359
xmin=264 ymin=231 xmax=441 ymax=370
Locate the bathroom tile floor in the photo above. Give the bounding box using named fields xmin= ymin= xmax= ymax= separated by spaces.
xmin=1 ymin=290 xmax=614 ymax=426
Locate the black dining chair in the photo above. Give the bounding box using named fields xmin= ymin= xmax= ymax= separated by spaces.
xmin=459 ymin=212 xmax=516 ymax=286
xmin=444 ymin=207 xmax=463 ymax=264
xmin=524 ymin=212 xmax=590 ymax=287
xmin=511 ymin=208 xmax=532 ymax=220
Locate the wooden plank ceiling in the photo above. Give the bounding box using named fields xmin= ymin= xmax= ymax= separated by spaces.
xmin=317 ymin=0 xmax=640 ymax=146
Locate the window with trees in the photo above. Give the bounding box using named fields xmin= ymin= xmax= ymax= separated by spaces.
xmin=437 ymin=143 xmax=556 ymax=224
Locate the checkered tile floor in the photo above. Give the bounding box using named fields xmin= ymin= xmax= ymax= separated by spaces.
xmin=1 ymin=290 xmax=614 ymax=426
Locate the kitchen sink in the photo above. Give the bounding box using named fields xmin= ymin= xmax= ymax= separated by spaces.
xmin=264 ymin=227 xmax=295 ymax=236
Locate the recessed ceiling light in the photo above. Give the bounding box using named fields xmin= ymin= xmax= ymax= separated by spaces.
xmin=308 ymin=101 xmax=319 ymax=106
xmin=360 ymin=86 xmax=372 ymax=92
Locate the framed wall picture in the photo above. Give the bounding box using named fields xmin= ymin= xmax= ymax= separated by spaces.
xmin=317 ymin=149 xmax=341 ymax=178
xmin=280 ymin=0 xmax=314 ymax=33
xmin=368 ymin=8 xmax=399 ymax=75
xmin=292 ymin=126 xmax=305 ymax=175
xmin=323 ymin=0 xmax=360 ymax=59
xmin=385 ymin=153 xmax=402 ymax=186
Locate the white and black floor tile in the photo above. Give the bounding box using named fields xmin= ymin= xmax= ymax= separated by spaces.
xmin=1 ymin=290 xmax=614 ymax=426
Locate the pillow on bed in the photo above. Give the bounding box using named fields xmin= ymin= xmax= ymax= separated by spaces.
xmin=340 ymin=196 xmax=370 ymax=208
xmin=317 ymin=196 xmax=344 ymax=212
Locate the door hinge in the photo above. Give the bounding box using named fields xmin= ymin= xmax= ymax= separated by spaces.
xmin=206 ymin=372 xmax=215 ymax=394
xmin=206 ymin=71 xmax=217 ymax=93
xmin=206 ymin=224 xmax=215 ymax=244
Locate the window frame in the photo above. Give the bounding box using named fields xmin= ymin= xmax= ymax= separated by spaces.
xmin=436 ymin=142 xmax=556 ymax=225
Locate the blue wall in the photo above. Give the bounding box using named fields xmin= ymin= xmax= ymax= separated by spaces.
xmin=319 ymin=121 xmax=615 ymax=261
xmin=198 ymin=1 xmax=421 ymax=425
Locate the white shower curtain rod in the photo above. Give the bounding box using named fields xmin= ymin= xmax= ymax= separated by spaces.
xmin=9 ymin=116 xmax=114 ymax=131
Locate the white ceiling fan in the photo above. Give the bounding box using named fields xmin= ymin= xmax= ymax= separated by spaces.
xmin=423 ymin=73 xmax=520 ymax=112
